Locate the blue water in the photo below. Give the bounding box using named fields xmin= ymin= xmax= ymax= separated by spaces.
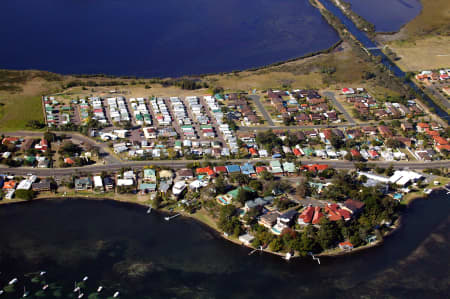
xmin=0 ymin=0 xmax=339 ymax=77
xmin=346 ymin=0 xmax=422 ymax=32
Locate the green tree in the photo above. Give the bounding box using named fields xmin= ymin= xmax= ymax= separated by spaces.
xmin=15 ymin=189 xmax=35 ymax=201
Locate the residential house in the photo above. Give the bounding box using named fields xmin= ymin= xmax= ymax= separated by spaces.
xmin=75 ymin=177 xmax=93 ymax=191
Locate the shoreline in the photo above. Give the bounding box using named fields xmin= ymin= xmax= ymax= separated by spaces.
xmin=1 ymin=187 xmax=443 ymax=260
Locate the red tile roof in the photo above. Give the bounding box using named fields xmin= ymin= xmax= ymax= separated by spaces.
xmin=299 ymin=206 xmax=315 ymax=224
xmin=213 ymin=166 xmax=227 ymax=173
xmin=256 ymin=166 xmax=268 ymax=173
xmin=312 ymin=206 xmax=324 ymax=224
xmin=196 ymin=166 xmax=215 ymax=176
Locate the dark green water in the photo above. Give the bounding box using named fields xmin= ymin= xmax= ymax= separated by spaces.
xmin=0 ymin=191 xmax=449 ymax=298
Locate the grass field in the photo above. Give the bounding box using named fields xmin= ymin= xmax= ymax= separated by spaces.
xmin=0 ymin=95 xmax=43 ymax=131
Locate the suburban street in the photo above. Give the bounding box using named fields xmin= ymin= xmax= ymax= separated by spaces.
xmin=1 ymin=159 xmax=449 ymax=177
xmin=322 ymin=91 xmax=356 ymax=124
xmin=248 ymin=95 xmax=275 ymax=126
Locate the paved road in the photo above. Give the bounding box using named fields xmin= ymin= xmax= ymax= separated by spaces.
xmin=1 ymin=159 xmax=449 ymax=176
xmin=427 ymin=85 xmax=450 ymax=109
xmin=323 ymin=91 xmax=356 ymax=124
xmin=2 ymin=131 xmax=120 ymax=164
xmin=237 ymin=121 xmax=387 ymax=131
xmin=248 ymin=95 xmax=275 ymax=126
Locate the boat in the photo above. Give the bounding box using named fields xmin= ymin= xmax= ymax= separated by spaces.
xmin=0 ymin=290 xmax=4 ymax=295
xmin=146 ymin=206 xmax=152 ymax=214
xmin=82 ymin=276 xmax=88 ymax=282
xmin=97 ymin=286 xmax=103 ymax=292
xmin=165 ymin=213 xmax=180 ymax=221
xmin=78 ymin=291 xmax=84 ymax=298
xmin=284 ymin=252 xmax=292 ymax=261
xmin=424 ymin=188 xmax=432 ymax=195
xmin=40 ymin=271 xmax=46 ymax=276
xmin=113 ymin=291 xmax=120 ymax=298
xmin=42 ymin=284 xmax=49 ymax=290
xmin=8 ymin=278 xmax=18 ymax=285
xmin=73 ymin=282 xmax=80 ymax=293
xmin=22 ymin=287 xmax=29 ymax=297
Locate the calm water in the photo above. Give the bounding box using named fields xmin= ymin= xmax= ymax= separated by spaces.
xmin=0 ymin=0 xmax=339 ymax=77
xmin=0 ymin=191 xmax=449 ymax=298
xmin=346 ymin=0 xmax=422 ymax=32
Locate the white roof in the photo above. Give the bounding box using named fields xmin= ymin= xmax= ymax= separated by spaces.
xmin=93 ymin=176 xmax=103 ymax=188
xmin=117 ymin=179 xmax=134 ymax=186
xmin=17 ymin=180 xmax=32 ymax=190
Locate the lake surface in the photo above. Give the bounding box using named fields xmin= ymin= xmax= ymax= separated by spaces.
xmin=0 ymin=0 xmax=339 ymax=77
xmin=0 ymin=191 xmax=449 ymax=298
xmin=346 ymin=0 xmax=422 ymax=32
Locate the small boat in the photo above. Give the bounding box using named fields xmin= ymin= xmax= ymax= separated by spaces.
xmin=0 ymin=290 xmax=4 ymax=295
xmin=78 ymin=292 xmax=84 ymax=298
xmin=424 ymin=189 xmax=432 ymax=195
xmin=8 ymin=278 xmax=18 ymax=285
xmin=97 ymin=286 xmax=103 ymax=292
xmin=284 ymin=252 xmax=292 ymax=261
xmin=40 ymin=271 xmax=47 ymax=276
xmin=73 ymin=282 xmax=80 ymax=293
xmin=113 ymin=291 xmax=120 ymax=298
xmin=146 ymin=206 xmax=152 ymax=214
xmin=82 ymin=276 xmax=88 ymax=282
xmin=22 ymin=287 xmax=29 ymax=297
xmin=42 ymin=284 xmax=49 ymax=290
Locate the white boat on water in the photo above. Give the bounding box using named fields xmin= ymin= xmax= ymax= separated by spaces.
xmin=22 ymin=287 xmax=29 ymax=297
xmin=73 ymin=281 xmax=80 ymax=293
xmin=40 ymin=271 xmax=46 ymax=276
xmin=8 ymin=278 xmax=18 ymax=285
xmin=113 ymin=291 xmax=120 ymax=298
xmin=147 ymin=206 xmax=152 ymax=214
xmin=42 ymin=284 xmax=49 ymax=290
xmin=284 ymin=252 xmax=292 ymax=261
xmin=0 ymin=290 xmax=4 ymax=295
xmin=82 ymin=276 xmax=88 ymax=282
xmin=424 ymin=189 xmax=432 ymax=195
xmin=97 ymin=286 xmax=103 ymax=292
xmin=78 ymin=292 xmax=84 ymax=298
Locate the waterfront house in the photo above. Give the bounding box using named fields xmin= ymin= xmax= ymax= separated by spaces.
xmin=93 ymin=176 xmax=104 ymax=191
xmin=339 ymin=241 xmax=354 ymax=251
xmin=225 ymin=164 xmax=241 ymax=174
xmin=143 ymin=169 xmax=157 ymax=183
xmin=103 ymin=177 xmax=115 ymax=191
xmin=32 ymin=180 xmax=51 ymax=192
xmin=238 ymin=233 xmax=255 ymax=246
xmin=298 ymin=206 xmax=314 ymax=225
xmin=258 ymin=211 xmax=280 ymax=229
xmin=75 ymin=177 xmax=93 ymax=191
xmin=159 ymin=170 xmax=173 ymax=181
xmin=177 ymin=169 xmax=194 ymax=180
xmin=342 ymin=199 xmax=365 ymax=214
xmin=240 ymin=163 xmax=255 ymax=176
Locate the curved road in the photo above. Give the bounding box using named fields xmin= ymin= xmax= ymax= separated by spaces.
xmin=1 ymin=159 xmax=449 ymax=177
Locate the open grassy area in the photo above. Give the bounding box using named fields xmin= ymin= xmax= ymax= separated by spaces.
xmin=0 ymin=95 xmax=43 ymax=131
xmin=203 ymin=42 xmax=373 ymax=92
xmin=378 ymin=0 xmax=450 ymax=71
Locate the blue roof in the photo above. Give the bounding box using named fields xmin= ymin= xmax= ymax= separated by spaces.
xmin=240 ymin=163 xmax=255 ymax=175
xmin=226 ymin=165 xmax=241 ymax=173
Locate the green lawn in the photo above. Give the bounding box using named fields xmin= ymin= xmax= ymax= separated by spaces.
xmin=0 ymin=95 xmax=44 ymax=131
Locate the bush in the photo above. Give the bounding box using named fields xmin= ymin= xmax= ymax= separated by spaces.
xmin=15 ymin=189 xmax=35 ymax=201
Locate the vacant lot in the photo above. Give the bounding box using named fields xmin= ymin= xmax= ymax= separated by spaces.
xmin=388 ymin=36 xmax=450 ymax=71
xmin=379 ymin=0 xmax=450 ymax=71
